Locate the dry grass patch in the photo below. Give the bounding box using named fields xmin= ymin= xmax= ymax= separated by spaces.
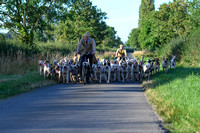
xmin=132 ymin=51 xmax=145 ymax=60
xmin=95 ymin=51 xmax=115 ymax=60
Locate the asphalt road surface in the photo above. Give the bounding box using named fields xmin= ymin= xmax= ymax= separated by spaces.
xmin=0 ymin=53 xmax=167 ymax=133
xmin=0 ymin=83 xmax=167 ymax=133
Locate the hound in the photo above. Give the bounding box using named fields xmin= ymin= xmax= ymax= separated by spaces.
xmin=170 ymin=55 xmax=176 ymax=69
xmin=138 ymin=60 xmax=145 ymax=82
xmin=43 ymin=60 xmax=52 ymax=78
xmin=39 ymin=60 xmax=44 ymax=76
xmin=94 ymin=61 xmax=103 ymax=83
xmin=125 ymin=59 xmax=132 ymax=80
xmin=120 ymin=60 xmax=127 ymax=83
xmin=62 ymin=63 xmax=70 ymax=84
xmin=142 ymin=62 xmax=151 ymax=81
xmin=70 ymin=64 xmax=78 ymax=83
xmin=162 ymin=57 xmax=169 ymax=73
xmin=111 ymin=59 xmax=120 ymax=82
xmin=149 ymin=59 xmax=155 ymax=75
xmin=103 ymin=60 xmax=111 ymax=84
xmin=154 ymin=58 xmax=160 ymax=73
xmin=131 ymin=59 xmax=139 ymax=82
xmin=54 ymin=63 xmax=63 ymax=83
xmin=82 ymin=61 xmax=89 ymax=84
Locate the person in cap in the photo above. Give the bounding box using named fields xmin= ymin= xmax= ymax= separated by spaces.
xmin=76 ymin=32 xmax=96 ymax=83
xmin=115 ymin=44 xmax=127 ymax=61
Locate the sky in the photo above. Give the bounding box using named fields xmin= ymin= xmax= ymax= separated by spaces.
xmin=91 ymin=0 xmax=173 ymax=43
xmin=0 ymin=0 xmax=173 ymax=42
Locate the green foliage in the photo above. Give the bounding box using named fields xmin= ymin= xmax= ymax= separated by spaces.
xmin=139 ymin=0 xmax=155 ymax=25
xmin=126 ymin=28 xmax=140 ymax=49
xmin=154 ymin=37 xmax=185 ymax=59
xmin=56 ymin=0 xmax=108 ymax=45
xmin=0 ymin=39 xmax=37 ymax=56
xmin=138 ymin=11 xmax=160 ymax=50
xmin=0 ymin=0 xmax=80 ymax=45
xmin=138 ymin=1 xmax=191 ymax=50
xmin=188 ymin=0 xmax=200 ymax=32
xmin=102 ymin=26 xmax=122 ymax=47
xmin=37 ymin=41 xmax=77 ymax=56
xmin=0 ymin=39 xmax=77 ymax=57
xmin=96 ymin=45 xmax=117 ymax=53
xmin=181 ymin=29 xmax=200 ymax=67
xmin=33 ymin=23 xmax=56 ymax=43
xmin=153 ymin=28 xmax=200 ymax=67
xmin=0 ymin=73 xmax=56 ymax=99
xmin=146 ymin=66 xmax=200 ymax=132
xmin=0 ymin=33 xmax=6 ymax=40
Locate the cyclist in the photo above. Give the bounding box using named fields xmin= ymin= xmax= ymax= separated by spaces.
xmin=76 ymin=32 xmax=96 ymax=83
xmin=115 ymin=44 xmax=127 ymax=61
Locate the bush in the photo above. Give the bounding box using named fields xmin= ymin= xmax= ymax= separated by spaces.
xmin=0 ymin=40 xmax=77 ymax=75
xmin=181 ymin=29 xmax=200 ymax=67
xmin=37 ymin=41 xmax=77 ymax=56
xmin=0 ymin=39 xmax=36 ymax=56
xmin=154 ymin=37 xmax=185 ymax=60
xmin=96 ymin=45 xmax=117 ymax=54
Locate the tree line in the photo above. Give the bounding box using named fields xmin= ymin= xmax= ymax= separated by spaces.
xmin=0 ymin=0 xmax=122 ymax=48
xmin=126 ymin=0 xmax=200 ymax=51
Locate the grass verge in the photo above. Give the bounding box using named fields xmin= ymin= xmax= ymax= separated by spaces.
xmin=144 ymin=65 xmax=200 ymax=132
xmin=0 ymin=73 xmax=56 ymax=100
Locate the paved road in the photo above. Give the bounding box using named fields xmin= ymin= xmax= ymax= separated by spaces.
xmin=0 ymin=83 xmax=167 ymax=133
xmin=0 ymin=53 xmax=167 ymax=133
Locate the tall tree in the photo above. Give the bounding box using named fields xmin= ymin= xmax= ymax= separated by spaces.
xmin=0 ymin=0 xmax=81 ymax=46
xmin=188 ymin=0 xmax=200 ymax=32
xmin=102 ymin=26 xmax=122 ymax=47
xmin=126 ymin=28 xmax=140 ymax=49
xmin=138 ymin=0 xmax=190 ymax=50
xmin=56 ymin=0 xmax=108 ymax=45
xmin=139 ymin=0 xmax=155 ymax=26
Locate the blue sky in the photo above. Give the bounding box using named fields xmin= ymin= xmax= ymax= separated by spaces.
xmin=91 ymin=0 xmax=172 ymax=43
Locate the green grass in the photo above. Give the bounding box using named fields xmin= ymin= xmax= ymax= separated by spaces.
xmin=0 ymin=73 xmax=56 ymax=99
xmin=145 ymin=65 xmax=200 ymax=132
xmin=0 ymin=74 xmax=23 ymax=80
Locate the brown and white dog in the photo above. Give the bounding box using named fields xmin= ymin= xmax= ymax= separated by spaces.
xmin=62 ymin=63 xmax=70 ymax=84
xmin=131 ymin=59 xmax=139 ymax=82
xmin=94 ymin=61 xmax=103 ymax=83
xmin=125 ymin=59 xmax=132 ymax=80
xmin=154 ymin=58 xmax=160 ymax=73
xmin=39 ymin=60 xmax=44 ymax=76
xmin=138 ymin=60 xmax=145 ymax=81
xmin=119 ymin=60 xmax=127 ymax=83
xmin=149 ymin=59 xmax=155 ymax=76
xmin=82 ymin=61 xmax=89 ymax=84
xmin=111 ymin=59 xmax=120 ymax=82
xmin=142 ymin=61 xmax=151 ymax=81
xmin=70 ymin=64 xmax=78 ymax=83
xmin=102 ymin=60 xmax=111 ymax=84
xmin=43 ymin=60 xmax=52 ymax=78
xmin=54 ymin=63 xmax=63 ymax=83
xmin=162 ymin=57 xmax=169 ymax=73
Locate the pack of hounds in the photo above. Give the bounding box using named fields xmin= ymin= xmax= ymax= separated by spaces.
xmin=39 ymin=55 xmax=176 ymax=84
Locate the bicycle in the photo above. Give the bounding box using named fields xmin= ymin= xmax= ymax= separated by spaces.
xmin=78 ymin=52 xmax=93 ymax=85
